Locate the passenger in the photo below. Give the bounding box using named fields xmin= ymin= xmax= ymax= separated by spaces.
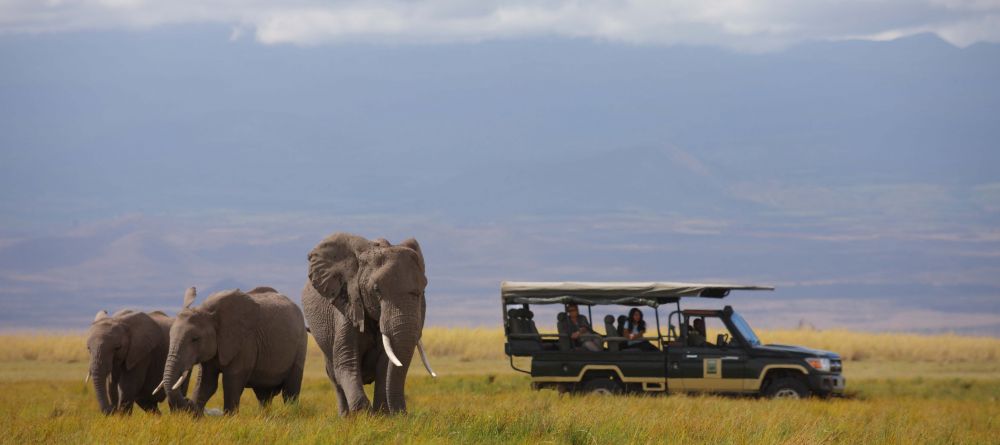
xmin=622 ymin=308 xmax=658 ymax=351
xmin=688 ymin=318 xmax=707 ymax=347
xmin=563 ymin=303 xmax=601 ymax=352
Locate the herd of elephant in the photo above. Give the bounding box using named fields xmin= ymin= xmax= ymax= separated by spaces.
xmin=85 ymin=232 xmax=435 ymax=417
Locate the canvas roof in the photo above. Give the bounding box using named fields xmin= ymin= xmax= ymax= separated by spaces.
xmin=500 ymin=281 xmax=774 ymax=307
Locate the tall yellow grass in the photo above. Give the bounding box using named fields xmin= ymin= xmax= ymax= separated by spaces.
xmin=8 ymin=328 xmax=996 ymax=365
xmin=759 ymin=329 xmax=1000 ymax=363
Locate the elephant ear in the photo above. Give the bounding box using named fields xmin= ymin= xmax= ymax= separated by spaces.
xmin=399 ymin=238 xmax=425 ymax=274
xmin=307 ymin=233 xmax=369 ymax=329
xmin=121 ymin=312 xmax=162 ymax=370
xmin=211 ymin=290 xmax=256 ymax=367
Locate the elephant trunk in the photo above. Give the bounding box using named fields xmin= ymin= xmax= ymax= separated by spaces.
xmin=161 ymin=353 xmax=187 ymax=401
xmin=89 ymin=351 xmax=114 ymax=415
xmin=381 ymin=303 xmax=420 ymax=414
xmin=384 ymin=335 xmax=415 ymax=414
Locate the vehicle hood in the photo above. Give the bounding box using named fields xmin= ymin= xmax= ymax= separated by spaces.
xmin=754 ymin=344 xmax=840 ymax=359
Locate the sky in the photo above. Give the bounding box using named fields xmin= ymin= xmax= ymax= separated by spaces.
xmin=1 ymin=1 xmax=999 ymax=334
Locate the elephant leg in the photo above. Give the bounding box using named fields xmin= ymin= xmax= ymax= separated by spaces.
xmin=253 ymin=387 xmax=275 ymax=407
xmin=333 ymin=366 xmax=369 ymax=413
xmin=136 ymin=399 xmax=160 ymax=415
xmin=333 ymin=383 xmax=349 ymax=418
xmin=191 ymin=364 xmax=220 ymax=413
xmin=282 ymin=372 xmax=303 ymax=405
xmin=322 ymin=358 xmax=349 ymax=417
xmin=324 ymin=358 xmax=338 ymax=387
xmin=221 ymin=371 xmax=248 ymax=415
xmin=332 ymin=317 xmax=371 ymax=413
xmin=109 ymin=368 xmax=122 ymax=412
xmin=372 ymin=353 xmax=389 ymax=414
xmin=116 ymin=378 xmax=142 ymax=414
xmin=119 ymin=365 xmax=149 ymax=415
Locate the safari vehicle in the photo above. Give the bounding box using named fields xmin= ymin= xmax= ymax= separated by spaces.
xmin=502 ymin=281 xmax=845 ymax=399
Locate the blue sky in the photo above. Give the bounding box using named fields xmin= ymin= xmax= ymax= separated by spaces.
xmin=1 ymin=2 xmax=999 ymax=334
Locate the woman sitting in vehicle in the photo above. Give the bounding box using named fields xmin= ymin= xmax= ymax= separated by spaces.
xmin=622 ymin=308 xmax=658 ymax=351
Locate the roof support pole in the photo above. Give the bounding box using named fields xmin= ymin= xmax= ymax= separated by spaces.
xmin=655 ymin=306 xmax=663 ymax=350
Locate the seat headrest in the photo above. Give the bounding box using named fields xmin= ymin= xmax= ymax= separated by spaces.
xmin=604 ymin=314 xmax=615 ymax=323
xmin=508 ymin=308 xmax=535 ymax=319
xmin=557 ymin=312 xmax=567 ymax=321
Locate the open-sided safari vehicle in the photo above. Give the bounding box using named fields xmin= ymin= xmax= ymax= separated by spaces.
xmin=502 ymin=281 xmax=845 ymax=398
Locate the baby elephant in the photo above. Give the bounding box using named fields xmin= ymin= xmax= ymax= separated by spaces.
xmin=86 ymin=309 xmax=188 ymax=414
xmin=161 ymin=287 xmax=307 ymax=415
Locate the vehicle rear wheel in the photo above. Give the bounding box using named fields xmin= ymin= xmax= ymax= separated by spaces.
xmin=765 ymin=377 xmax=810 ymax=399
xmin=581 ymin=377 xmax=622 ymax=395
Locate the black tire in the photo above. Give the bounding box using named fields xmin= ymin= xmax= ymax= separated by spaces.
xmin=764 ymin=377 xmax=810 ymax=399
xmin=580 ymin=377 xmax=623 ymax=395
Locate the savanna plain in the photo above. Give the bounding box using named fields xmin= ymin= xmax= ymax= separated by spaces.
xmin=2 ymin=328 xmax=999 ymax=444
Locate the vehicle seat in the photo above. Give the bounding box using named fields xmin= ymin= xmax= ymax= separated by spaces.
xmin=556 ymin=312 xmax=572 ymax=351
xmin=604 ymin=315 xmax=621 ymax=352
xmin=506 ymin=308 xmax=542 ymax=355
xmin=617 ymin=315 xmax=627 ymax=336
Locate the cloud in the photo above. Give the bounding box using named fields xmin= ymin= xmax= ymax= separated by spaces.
xmin=1 ymin=1 xmax=999 ymax=50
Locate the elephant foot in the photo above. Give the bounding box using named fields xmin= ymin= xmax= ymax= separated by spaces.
xmin=170 ymin=397 xmax=202 ymax=416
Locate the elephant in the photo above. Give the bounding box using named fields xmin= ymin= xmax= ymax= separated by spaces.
xmin=301 ymin=232 xmax=436 ymax=416
xmin=160 ymin=286 xmax=307 ymax=415
xmin=86 ymin=309 xmax=189 ymax=414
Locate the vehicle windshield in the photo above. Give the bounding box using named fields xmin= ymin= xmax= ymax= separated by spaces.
xmin=730 ymin=312 xmax=761 ymax=346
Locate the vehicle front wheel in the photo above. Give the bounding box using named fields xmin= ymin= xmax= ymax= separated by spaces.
xmin=764 ymin=377 xmax=810 ymax=399
xmin=581 ymin=377 xmax=623 ymax=395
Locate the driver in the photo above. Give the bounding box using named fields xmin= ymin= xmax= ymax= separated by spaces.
xmin=688 ymin=318 xmax=708 ymax=347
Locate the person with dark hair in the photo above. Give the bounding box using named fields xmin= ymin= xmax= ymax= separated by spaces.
xmin=622 ymin=308 xmax=658 ymax=351
xmin=561 ymin=303 xmax=602 ymax=351
xmin=688 ymin=317 xmax=708 ymax=347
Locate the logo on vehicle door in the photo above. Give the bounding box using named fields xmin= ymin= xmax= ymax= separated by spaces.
xmin=703 ymin=358 xmax=721 ymax=378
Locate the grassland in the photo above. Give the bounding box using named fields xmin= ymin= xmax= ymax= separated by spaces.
xmin=2 ymin=328 xmax=999 ymax=444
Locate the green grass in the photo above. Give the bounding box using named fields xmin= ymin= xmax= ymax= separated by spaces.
xmin=3 ymin=331 xmax=1000 ymax=444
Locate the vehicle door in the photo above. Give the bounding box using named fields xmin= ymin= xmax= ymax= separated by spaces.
xmin=664 ymin=310 xmax=687 ymax=392
xmin=673 ymin=315 xmax=748 ymax=393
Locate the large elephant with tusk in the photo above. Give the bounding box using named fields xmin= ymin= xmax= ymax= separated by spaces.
xmin=159 ymin=286 xmax=307 ymax=415
xmin=301 ymin=232 xmax=435 ymax=416
xmin=86 ymin=309 xmax=189 ymax=414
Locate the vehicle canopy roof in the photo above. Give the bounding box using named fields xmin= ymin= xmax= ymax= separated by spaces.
xmin=501 ymin=281 xmax=774 ymax=308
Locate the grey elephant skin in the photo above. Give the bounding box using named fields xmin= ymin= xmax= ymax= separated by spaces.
xmin=86 ymin=309 xmax=188 ymax=414
xmin=302 ymin=232 xmax=436 ymax=416
xmin=161 ymin=286 xmax=307 ymax=415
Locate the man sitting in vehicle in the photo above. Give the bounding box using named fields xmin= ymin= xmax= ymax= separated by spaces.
xmin=560 ymin=303 xmax=602 ymax=351
xmin=687 ymin=318 xmax=708 ymax=347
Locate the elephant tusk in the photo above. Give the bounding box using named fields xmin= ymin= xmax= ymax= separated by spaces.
xmin=85 ymin=374 xmax=90 ymax=384
xmin=152 ymin=381 xmax=164 ymax=396
xmin=382 ymin=334 xmax=403 ymax=367
xmin=417 ymin=340 xmax=437 ymax=378
xmin=171 ymin=370 xmax=189 ymax=391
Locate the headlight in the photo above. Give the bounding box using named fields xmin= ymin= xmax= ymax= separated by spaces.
xmin=805 ymin=357 xmax=831 ymax=372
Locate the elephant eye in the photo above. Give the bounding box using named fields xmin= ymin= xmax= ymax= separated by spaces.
xmin=192 ymin=336 xmax=200 ymax=343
